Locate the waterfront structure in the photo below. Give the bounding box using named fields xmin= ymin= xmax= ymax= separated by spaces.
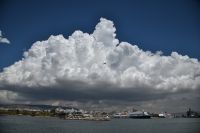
xmin=186 ymin=108 xmax=200 ymax=118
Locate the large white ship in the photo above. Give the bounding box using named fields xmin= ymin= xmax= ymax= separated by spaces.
xmin=129 ymin=111 xmax=151 ymax=119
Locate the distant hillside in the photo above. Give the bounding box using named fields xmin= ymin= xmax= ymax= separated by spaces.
xmin=0 ymin=104 xmax=79 ymax=110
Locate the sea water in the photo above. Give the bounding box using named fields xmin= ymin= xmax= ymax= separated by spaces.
xmin=0 ymin=116 xmax=200 ymax=133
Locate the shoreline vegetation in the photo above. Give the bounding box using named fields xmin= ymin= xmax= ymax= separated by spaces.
xmin=0 ymin=104 xmax=200 ymax=121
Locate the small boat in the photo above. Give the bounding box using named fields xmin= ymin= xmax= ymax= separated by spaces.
xmin=158 ymin=113 xmax=166 ymax=118
xmin=129 ymin=111 xmax=151 ymax=119
xmin=113 ymin=113 xmax=122 ymax=118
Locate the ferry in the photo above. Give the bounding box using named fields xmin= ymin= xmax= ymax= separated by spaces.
xmin=129 ymin=111 xmax=151 ymax=119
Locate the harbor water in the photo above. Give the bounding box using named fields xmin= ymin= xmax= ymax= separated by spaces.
xmin=0 ymin=116 xmax=200 ymax=133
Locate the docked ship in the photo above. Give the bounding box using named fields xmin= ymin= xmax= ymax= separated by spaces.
xmin=129 ymin=111 xmax=151 ymax=119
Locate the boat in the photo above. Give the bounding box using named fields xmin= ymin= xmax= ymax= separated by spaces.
xmin=129 ymin=111 xmax=151 ymax=119
xmin=113 ymin=113 xmax=121 ymax=118
xmin=113 ymin=113 xmax=128 ymax=118
xmin=158 ymin=113 xmax=166 ymax=118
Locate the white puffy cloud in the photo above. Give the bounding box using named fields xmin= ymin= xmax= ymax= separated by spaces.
xmin=0 ymin=30 xmax=10 ymax=44
xmin=0 ymin=18 xmax=200 ymax=106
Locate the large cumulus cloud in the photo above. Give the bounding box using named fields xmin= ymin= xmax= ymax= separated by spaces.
xmin=0 ymin=18 xmax=200 ymax=110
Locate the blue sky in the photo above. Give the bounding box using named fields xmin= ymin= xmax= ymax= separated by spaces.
xmin=0 ymin=0 xmax=200 ymax=71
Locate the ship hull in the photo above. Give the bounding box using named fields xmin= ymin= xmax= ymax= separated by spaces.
xmin=129 ymin=115 xmax=151 ymax=119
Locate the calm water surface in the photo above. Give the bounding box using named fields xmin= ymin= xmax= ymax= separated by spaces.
xmin=0 ymin=116 xmax=200 ymax=133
